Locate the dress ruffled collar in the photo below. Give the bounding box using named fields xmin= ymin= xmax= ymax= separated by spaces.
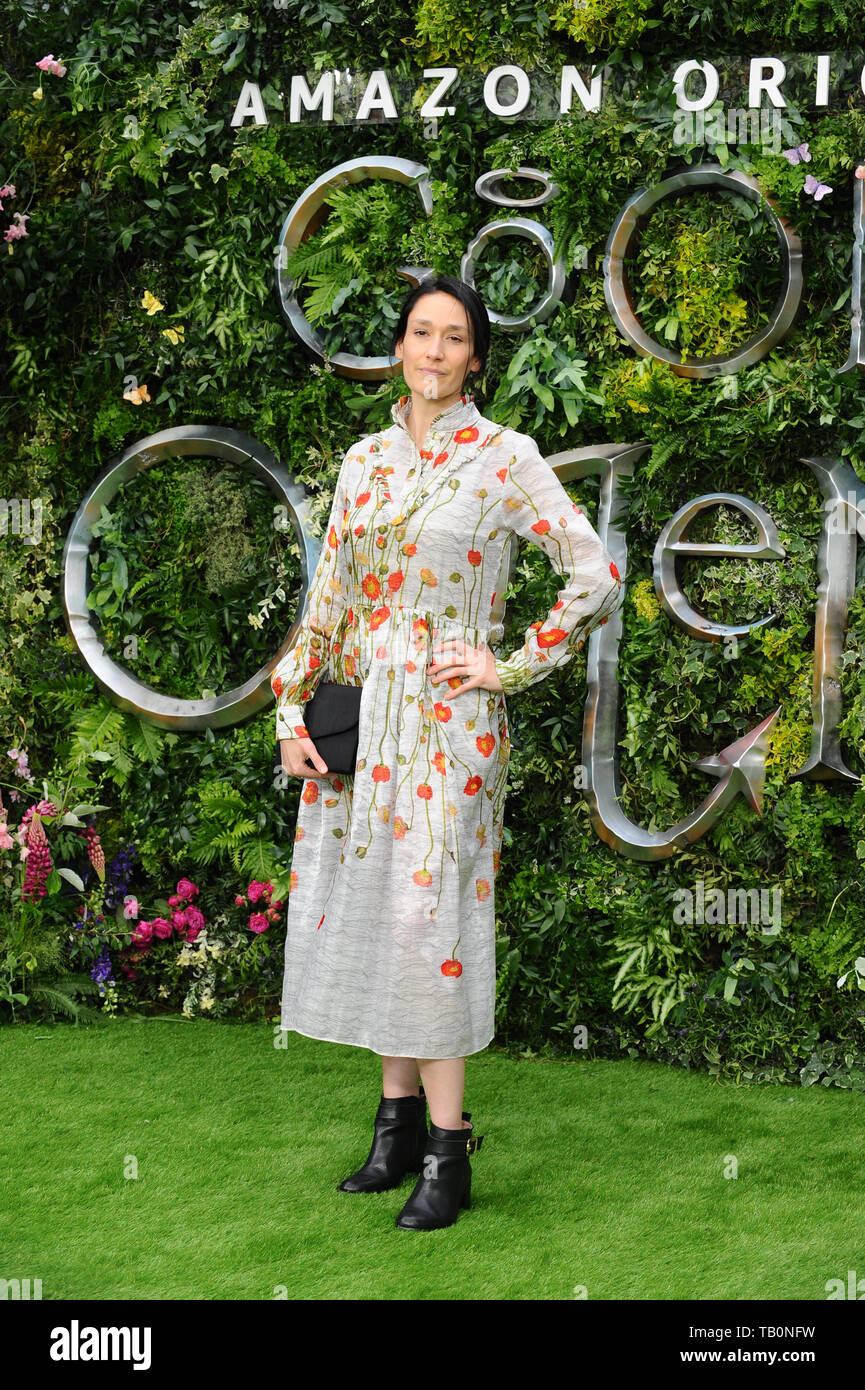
xmin=390 ymin=391 xmax=480 ymax=441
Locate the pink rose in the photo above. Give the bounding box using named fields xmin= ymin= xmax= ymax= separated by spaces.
xmin=171 ymin=910 xmax=188 ymax=929
xmin=151 ymin=917 xmax=173 ymax=939
xmin=185 ymin=906 xmax=205 ymax=931
xmin=247 ymin=881 xmax=266 ymax=903
xmin=234 ymin=894 xmax=246 ymax=906
xmin=248 ymin=912 xmax=269 ymax=933
xmin=167 ymin=895 xmax=179 ymax=907
xmin=176 ymin=878 xmax=198 ymax=900
xmin=185 ymin=924 xmax=202 ymax=943
xmin=131 ymin=920 xmax=152 ymax=944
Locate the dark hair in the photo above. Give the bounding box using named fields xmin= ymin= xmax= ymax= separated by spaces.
xmin=390 ymin=273 xmax=490 ymax=386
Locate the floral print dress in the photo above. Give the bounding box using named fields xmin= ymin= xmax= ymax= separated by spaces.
xmin=272 ymin=392 xmax=622 ymax=1059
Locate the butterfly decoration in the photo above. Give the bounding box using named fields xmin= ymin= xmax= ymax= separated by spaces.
xmin=123 ymin=384 xmax=151 ymax=405
xmin=140 ymin=290 xmax=164 ymax=315
xmin=782 ymin=142 xmax=811 ymax=165
xmin=161 ymin=325 xmax=185 ymax=345
xmin=803 ymin=172 xmax=833 ymax=201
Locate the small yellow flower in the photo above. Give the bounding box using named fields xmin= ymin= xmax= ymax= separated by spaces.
xmin=141 ymin=290 xmax=164 ymax=315
xmin=161 ymin=324 xmax=185 ymax=344
xmin=33 ymin=87 xmax=43 ymax=101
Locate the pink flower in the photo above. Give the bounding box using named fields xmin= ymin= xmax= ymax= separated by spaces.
xmin=247 ymin=881 xmax=267 ymax=904
xmin=167 ymin=895 xmax=179 ymax=907
xmin=0 ymin=820 xmax=14 ymax=850
xmin=185 ymin=924 xmax=202 ymax=943
xmin=176 ymin=877 xmax=198 ymax=900
xmin=151 ymin=917 xmax=173 ymax=940
xmin=0 ymin=184 xmax=16 ymax=202
xmin=131 ymin=920 xmax=153 ymax=944
xmin=122 ymin=896 xmax=139 ymax=920
xmin=185 ymin=906 xmax=205 ymax=931
xmin=3 ymin=214 xmax=29 ymax=243
xmin=248 ymin=912 xmax=269 ymax=933
xmin=234 ymin=894 xmax=246 ymax=906
xmin=36 ymin=54 xmax=67 ymax=76
xmin=171 ymin=910 xmax=188 ymax=929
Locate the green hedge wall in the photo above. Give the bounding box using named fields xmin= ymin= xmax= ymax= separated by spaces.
xmin=2 ymin=0 xmax=865 ymax=1088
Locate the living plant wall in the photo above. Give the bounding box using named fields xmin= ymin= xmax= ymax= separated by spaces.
xmin=2 ymin=0 xmax=865 ymax=1089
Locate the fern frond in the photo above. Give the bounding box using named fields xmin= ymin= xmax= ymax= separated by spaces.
xmin=130 ymin=718 xmax=165 ymax=764
xmin=69 ymin=702 xmax=127 ymax=755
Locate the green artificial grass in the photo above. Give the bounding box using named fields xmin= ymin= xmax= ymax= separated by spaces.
xmin=1 ymin=1018 xmax=861 ymax=1300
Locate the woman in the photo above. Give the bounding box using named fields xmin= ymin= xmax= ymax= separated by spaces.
xmin=273 ymin=273 xmax=622 ymax=1231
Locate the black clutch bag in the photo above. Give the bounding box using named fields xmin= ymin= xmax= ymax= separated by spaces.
xmin=277 ymin=681 xmax=362 ymax=776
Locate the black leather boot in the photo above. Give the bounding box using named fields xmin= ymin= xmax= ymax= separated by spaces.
xmin=338 ymin=1091 xmax=473 ymax=1194
xmin=395 ymin=1120 xmax=484 ymax=1229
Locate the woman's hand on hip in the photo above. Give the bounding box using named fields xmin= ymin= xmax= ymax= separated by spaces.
xmin=428 ymin=639 xmax=503 ymax=698
xmin=279 ymin=736 xmax=333 ymax=779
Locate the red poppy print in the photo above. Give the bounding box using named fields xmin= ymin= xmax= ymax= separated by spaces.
xmin=387 ymin=570 xmax=404 ymax=592
xmin=394 ymin=817 xmax=408 ymax=839
xmin=417 ymin=783 xmax=433 ymax=800
xmin=272 ymin=675 xmax=283 ymax=697
xmin=362 ymin=573 xmax=381 ymax=600
xmin=413 ymin=869 xmax=432 ymax=887
xmin=433 ymin=452 xmax=449 ymax=467
xmin=454 ymin=426 xmax=479 ymax=444
xmin=302 ymin=781 xmax=319 ymax=805
xmin=537 ymin=628 xmax=567 ymax=648
xmin=476 ymin=879 xmax=491 ymax=902
xmin=610 ymin=561 xmax=620 ymax=580
xmin=496 ymin=468 xmax=508 ymax=482
xmin=476 ymin=734 xmax=495 ymax=757
xmin=463 ymin=775 xmax=482 ymax=795
xmin=433 ymin=751 xmax=446 ymax=774
xmin=372 ymin=765 xmax=390 ymax=782
xmin=293 ymin=724 xmax=309 ymax=738
xmin=356 ymin=491 xmax=371 ymax=506
xmin=370 ymin=606 xmax=390 ymax=631
xmin=327 ymin=525 xmax=338 ymax=549
xmin=531 ymin=519 xmax=551 ymax=535
xmin=467 ymin=549 xmax=481 ymax=566
xmin=402 ymin=542 xmax=418 ymax=556
xmin=434 ymin=702 xmax=452 ymax=723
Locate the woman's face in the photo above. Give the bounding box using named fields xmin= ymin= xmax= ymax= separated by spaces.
xmin=395 ymin=292 xmax=481 ymax=408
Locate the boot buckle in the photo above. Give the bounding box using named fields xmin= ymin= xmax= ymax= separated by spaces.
xmin=466 ymin=1134 xmax=483 ymax=1156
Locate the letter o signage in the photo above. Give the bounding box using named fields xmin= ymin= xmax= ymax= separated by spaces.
xmin=602 ymin=163 xmax=803 ymax=378
xmin=61 ymin=426 xmax=319 ymax=729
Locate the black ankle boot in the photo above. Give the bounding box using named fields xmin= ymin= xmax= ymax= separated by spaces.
xmin=395 ymin=1120 xmax=484 ymax=1229
xmin=338 ymin=1092 xmax=472 ymax=1194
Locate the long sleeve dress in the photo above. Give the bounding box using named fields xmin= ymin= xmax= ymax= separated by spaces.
xmin=271 ymin=391 xmax=623 ymax=1059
